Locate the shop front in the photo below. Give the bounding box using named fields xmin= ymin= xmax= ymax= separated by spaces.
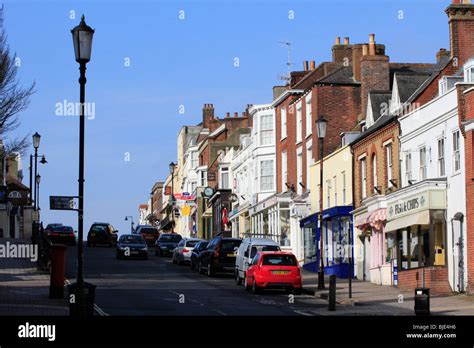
xmin=299 ymin=206 xmax=354 ymax=277
xmin=385 ymin=179 xmax=451 ymax=293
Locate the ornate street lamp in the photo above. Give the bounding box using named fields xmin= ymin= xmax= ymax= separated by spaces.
xmin=169 ymin=162 xmax=176 ymax=232
xmin=125 ymin=216 xmax=134 ymax=233
xmin=32 ymin=132 xmax=41 ymax=210
xmin=316 ymin=116 xmax=328 ymax=290
xmin=69 ymin=15 xmax=95 ymax=318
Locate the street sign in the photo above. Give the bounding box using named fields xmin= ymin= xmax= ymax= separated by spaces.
xmin=49 ymin=196 xmax=77 ymax=211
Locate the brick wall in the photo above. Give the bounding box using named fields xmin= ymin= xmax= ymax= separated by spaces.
xmin=460 ymin=87 xmax=474 ymax=293
xmin=398 ymin=267 xmax=452 ymax=294
xmin=446 ymin=2 xmax=474 ymax=69
xmin=353 ymin=121 xmax=400 ymax=208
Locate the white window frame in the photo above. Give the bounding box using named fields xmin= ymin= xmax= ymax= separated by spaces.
xmin=296 ymin=104 xmax=303 ymax=144
xmin=437 ymin=137 xmax=446 ymax=177
xmin=360 ymin=156 xmax=367 ymax=200
xmin=296 ymin=150 xmax=303 ymax=195
xmin=260 ymin=114 xmax=274 ymax=146
xmin=281 ymin=151 xmax=288 ymax=192
xmin=281 ymin=108 xmax=287 ymax=140
xmin=419 ymin=146 xmax=427 ymax=181
xmin=260 ymin=159 xmax=274 ymax=191
xmin=342 ymin=171 xmax=346 ymax=204
xmin=326 ymin=179 xmax=331 ymax=207
xmin=305 ymin=96 xmax=312 ymax=138
xmin=219 ymin=166 xmax=230 ymax=189
xmin=306 ymin=145 xmax=312 ymax=189
xmin=333 ymin=176 xmax=337 ymax=206
xmin=372 ymin=154 xmax=378 ymax=191
xmin=385 ymin=143 xmax=393 ymax=187
xmin=405 ymin=153 xmax=412 ymax=184
xmin=199 ymin=170 xmax=208 ymax=187
xmin=453 ymin=130 xmax=461 ymax=173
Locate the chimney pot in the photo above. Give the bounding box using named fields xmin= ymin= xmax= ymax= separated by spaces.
xmin=344 ymin=37 xmax=350 ymax=45
xmin=369 ymin=34 xmax=376 ymax=55
xmin=226 ymin=112 xmax=230 ymax=118
xmin=362 ymin=44 xmax=369 ymax=56
xmin=335 ymin=37 xmax=341 ymax=45
xmin=309 ymin=60 xmax=315 ymax=70
xmin=234 ymin=112 xmax=238 ymax=117
xmin=303 ymin=60 xmax=309 ymax=71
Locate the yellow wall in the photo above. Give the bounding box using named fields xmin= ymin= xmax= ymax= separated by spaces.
xmin=309 ymin=145 xmax=353 ymax=213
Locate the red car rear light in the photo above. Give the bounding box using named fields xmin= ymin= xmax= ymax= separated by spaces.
xmin=213 ymin=250 xmax=219 ymax=257
xmin=183 ymin=248 xmax=188 ymax=253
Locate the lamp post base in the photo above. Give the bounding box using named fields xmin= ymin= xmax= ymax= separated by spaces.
xmin=67 ymin=281 xmax=96 ymax=317
xmin=318 ymin=270 xmax=325 ymax=290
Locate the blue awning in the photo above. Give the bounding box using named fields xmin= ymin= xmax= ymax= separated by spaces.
xmin=300 ymin=213 xmax=319 ymax=228
xmin=299 ymin=205 xmax=353 ymax=228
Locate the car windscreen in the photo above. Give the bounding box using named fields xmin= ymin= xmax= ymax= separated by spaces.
xmin=91 ymin=225 xmax=107 ymax=233
xmin=140 ymin=228 xmax=158 ymax=234
xmin=119 ymin=235 xmax=144 ymax=244
xmin=262 ymin=254 xmax=297 ymax=266
xmin=160 ymin=235 xmax=182 ymax=242
xmin=220 ymin=240 xmax=241 ymax=252
xmin=250 ymin=245 xmax=280 ymax=258
xmin=53 ymin=226 xmax=73 ymax=234
xmin=185 ymin=240 xmax=200 ymax=247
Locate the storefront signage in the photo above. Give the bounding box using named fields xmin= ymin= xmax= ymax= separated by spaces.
xmin=387 ymin=192 xmax=428 ymax=220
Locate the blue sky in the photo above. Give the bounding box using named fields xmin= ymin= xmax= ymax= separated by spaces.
xmin=5 ymin=0 xmax=450 ymax=235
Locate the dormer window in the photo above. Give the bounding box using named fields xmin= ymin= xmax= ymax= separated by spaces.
xmin=439 ymin=76 xmax=448 ymax=96
xmin=464 ymin=58 xmax=474 ymax=83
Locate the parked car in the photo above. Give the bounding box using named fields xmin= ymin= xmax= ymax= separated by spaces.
xmin=190 ymin=241 xmax=209 ymax=270
xmin=235 ymin=238 xmax=281 ymax=285
xmin=87 ymin=222 xmax=118 ymax=247
xmin=45 ymin=223 xmax=63 ymax=234
xmin=172 ymin=238 xmax=204 ymax=265
xmin=244 ymin=251 xmax=302 ymax=295
xmin=116 ymin=234 xmax=148 ymax=260
xmin=135 ymin=225 xmax=160 ymax=246
xmin=198 ymin=235 xmax=242 ymax=277
xmin=155 ymin=233 xmax=182 ymax=256
xmin=46 ymin=225 xmax=76 ymax=246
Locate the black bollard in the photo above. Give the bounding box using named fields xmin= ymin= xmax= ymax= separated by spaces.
xmin=328 ymin=274 xmax=336 ymax=311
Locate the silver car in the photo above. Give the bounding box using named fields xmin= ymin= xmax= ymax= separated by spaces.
xmin=172 ymin=238 xmax=205 ymax=265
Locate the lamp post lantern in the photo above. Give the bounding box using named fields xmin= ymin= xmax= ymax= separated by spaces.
xmin=169 ymin=162 xmax=176 ymax=233
xmin=32 ymin=132 xmax=41 ymax=210
xmin=69 ymin=15 xmax=95 ymax=317
xmin=125 ymin=216 xmax=134 ymax=233
xmin=316 ymin=116 xmax=328 ymax=290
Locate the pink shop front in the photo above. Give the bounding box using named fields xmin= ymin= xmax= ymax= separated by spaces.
xmin=352 ymin=196 xmax=393 ymax=286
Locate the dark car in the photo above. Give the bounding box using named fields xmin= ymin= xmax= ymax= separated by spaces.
xmin=116 ymin=234 xmax=148 ymax=260
xmin=190 ymin=240 xmax=209 ymax=270
xmin=87 ymin=222 xmax=118 ymax=247
xmin=136 ymin=225 xmax=160 ymax=246
xmin=45 ymin=223 xmax=63 ymax=234
xmin=155 ymin=233 xmax=182 ymax=257
xmin=198 ymin=235 xmax=242 ymax=277
xmin=46 ymin=225 xmax=76 ymax=246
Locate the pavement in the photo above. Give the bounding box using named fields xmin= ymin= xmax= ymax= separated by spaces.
xmin=0 ymin=238 xmax=69 ymax=315
xmin=300 ymin=269 xmax=474 ymax=315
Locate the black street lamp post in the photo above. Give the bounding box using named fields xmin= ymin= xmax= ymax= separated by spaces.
xmin=125 ymin=216 xmax=134 ymax=233
xmin=316 ymin=116 xmax=328 ymax=290
xmin=69 ymin=15 xmax=95 ymax=317
xmin=32 ymin=132 xmax=40 ymax=210
xmin=35 ymin=174 xmax=41 ymax=210
xmin=169 ymin=162 xmax=176 ymax=233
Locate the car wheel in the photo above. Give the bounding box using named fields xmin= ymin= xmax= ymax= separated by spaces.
xmin=190 ymin=259 xmax=195 ymax=270
xmin=198 ymin=261 xmax=204 ymax=274
xmin=207 ymin=262 xmax=214 ymax=277
xmin=244 ymin=276 xmax=251 ymax=291
xmin=235 ymin=271 xmax=242 ymax=286
xmin=177 ymin=255 xmax=182 ymax=266
xmin=172 ymin=254 xmax=177 ymax=264
xmin=252 ymin=279 xmax=261 ymax=295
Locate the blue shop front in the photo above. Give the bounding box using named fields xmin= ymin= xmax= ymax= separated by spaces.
xmin=299 ymin=206 xmax=354 ymax=278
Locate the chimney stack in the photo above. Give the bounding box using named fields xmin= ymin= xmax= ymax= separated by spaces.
xmin=369 ymin=34 xmax=376 ymax=55
xmin=202 ymin=103 xmax=215 ymax=128
xmin=344 ymin=37 xmax=350 ymax=45
xmin=309 ymin=60 xmax=316 ymax=70
xmin=303 ymin=60 xmax=309 ymax=71
xmin=436 ymin=48 xmax=450 ymax=63
xmin=446 ymin=0 xmax=474 ymax=68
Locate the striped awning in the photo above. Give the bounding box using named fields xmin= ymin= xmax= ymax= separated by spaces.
xmin=367 ymin=208 xmax=387 ymax=231
xmin=354 ymin=211 xmax=370 ymax=230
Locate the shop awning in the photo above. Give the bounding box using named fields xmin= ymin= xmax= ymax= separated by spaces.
xmin=367 ymin=208 xmax=386 ymax=231
xmin=385 ymin=210 xmax=430 ymax=232
xmin=299 ymin=212 xmax=319 ymax=228
xmin=354 ymin=211 xmax=370 ymax=230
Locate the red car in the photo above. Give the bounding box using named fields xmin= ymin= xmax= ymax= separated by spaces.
xmin=244 ymin=251 xmax=302 ymax=295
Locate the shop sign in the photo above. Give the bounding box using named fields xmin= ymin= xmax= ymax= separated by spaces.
xmin=387 ymin=192 xmax=428 ymax=220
